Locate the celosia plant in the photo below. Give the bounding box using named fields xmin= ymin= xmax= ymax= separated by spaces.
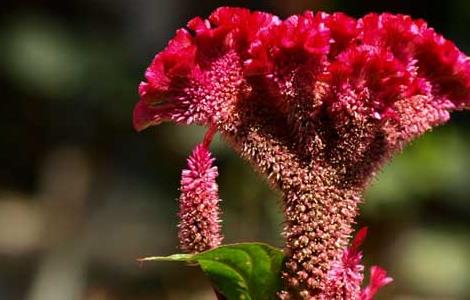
xmin=134 ymin=7 xmax=470 ymax=300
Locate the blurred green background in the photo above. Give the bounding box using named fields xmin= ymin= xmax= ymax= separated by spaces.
xmin=0 ymin=0 xmax=469 ymax=299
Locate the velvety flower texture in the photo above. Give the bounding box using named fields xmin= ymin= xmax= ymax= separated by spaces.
xmin=134 ymin=7 xmax=470 ymax=299
xmin=323 ymin=227 xmax=367 ymax=300
xmin=178 ymin=140 xmax=222 ymax=253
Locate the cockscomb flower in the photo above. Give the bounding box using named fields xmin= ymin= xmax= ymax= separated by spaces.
xmin=134 ymin=7 xmax=470 ymax=299
xmin=177 ymin=127 xmax=222 ymax=253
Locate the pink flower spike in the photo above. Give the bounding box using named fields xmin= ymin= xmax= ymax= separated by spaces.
xmin=361 ymin=266 xmax=394 ymax=300
xmin=323 ymin=228 xmax=367 ymax=299
xmin=177 ymin=144 xmax=222 ymax=253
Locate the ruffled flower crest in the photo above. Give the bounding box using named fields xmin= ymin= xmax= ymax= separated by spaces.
xmin=134 ymin=9 xmax=470 ymax=134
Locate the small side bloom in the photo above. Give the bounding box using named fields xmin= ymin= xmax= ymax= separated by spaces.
xmin=177 ymin=143 xmax=222 ymax=253
xmin=324 ymin=228 xmax=392 ymax=300
xmin=361 ymin=266 xmax=393 ymax=300
xmin=323 ymin=227 xmax=367 ymax=299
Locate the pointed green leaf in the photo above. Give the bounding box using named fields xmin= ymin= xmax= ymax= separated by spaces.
xmin=139 ymin=242 xmax=284 ymax=300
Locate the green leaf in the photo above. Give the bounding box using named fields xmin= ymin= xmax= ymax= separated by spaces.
xmin=139 ymin=243 xmax=284 ymax=300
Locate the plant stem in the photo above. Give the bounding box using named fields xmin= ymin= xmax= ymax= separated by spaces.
xmin=213 ymin=288 xmax=226 ymax=300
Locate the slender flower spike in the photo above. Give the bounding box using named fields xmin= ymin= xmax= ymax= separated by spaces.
xmin=134 ymin=7 xmax=470 ymax=299
xmin=177 ymin=142 xmax=222 ymax=253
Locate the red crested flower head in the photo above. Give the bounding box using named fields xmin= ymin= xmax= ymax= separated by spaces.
xmin=134 ymin=8 xmax=470 ymax=136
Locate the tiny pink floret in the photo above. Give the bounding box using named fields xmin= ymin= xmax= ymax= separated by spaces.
xmin=361 ymin=266 xmax=394 ymax=300
xmin=324 ymin=228 xmax=392 ymax=299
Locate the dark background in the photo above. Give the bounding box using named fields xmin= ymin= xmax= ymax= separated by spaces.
xmin=1 ymin=1 xmax=469 ymax=299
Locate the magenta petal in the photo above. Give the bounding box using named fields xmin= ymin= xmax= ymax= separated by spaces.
xmin=132 ymin=99 xmax=174 ymax=131
xmin=361 ymin=266 xmax=393 ymax=300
